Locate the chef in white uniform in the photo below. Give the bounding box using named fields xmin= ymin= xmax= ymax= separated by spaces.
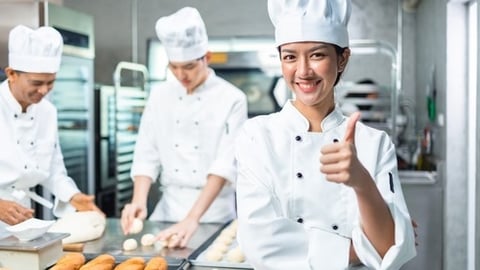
xmin=0 ymin=25 xmax=102 ymax=238
xmin=120 ymin=7 xmax=248 ymax=248
xmin=234 ymin=0 xmax=416 ymax=269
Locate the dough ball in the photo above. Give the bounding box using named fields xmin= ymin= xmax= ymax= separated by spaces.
xmin=216 ymin=233 xmax=234 ymax=245
xmin=210 ymin=242 xmax=229 ymax=254
xmin=123 ymin=238 xmax=138 ymax=251
xmin=154 ymin=239 xmax=168 ymax=250
xmin=227 ymin=219 xmax=238 ymax=231
xmin=226 ymin=247 xmax=245 ymax=263
xmin=141 ymin=233 xmax=156 ymax=246
xmin=130 ymin=218 xmax=144 ymax=234
xmin=221 ymin=227 xmax=236 ymax=238
xmin=206 ymin=249 xmax=223 ymax=262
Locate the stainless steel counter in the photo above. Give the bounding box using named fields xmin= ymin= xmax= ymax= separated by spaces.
xmin=82 ymin=218 xmax=223 ymax=269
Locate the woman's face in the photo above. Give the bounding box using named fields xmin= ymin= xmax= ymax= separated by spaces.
xmin=280 ymin=42 xmax=349 ymax=109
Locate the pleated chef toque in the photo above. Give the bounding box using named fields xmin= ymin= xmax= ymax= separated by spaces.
xmin=8 ymin=25 xmax=63 ymax=73
xmin=268 ymin=0 xmax=351 ymax=48
xmin=155 ymin=7 xmax=208 ymax=62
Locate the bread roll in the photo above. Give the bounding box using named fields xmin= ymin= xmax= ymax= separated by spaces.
xmin=144 ymin=257 xmax=168 ymax=270
xmin=79 ymin=254 xmax=115 ymax=270
xmin=113 ymin=257 xmax=145 ymax=270
xmin=50 ymin=252 xmax=86 ymax=270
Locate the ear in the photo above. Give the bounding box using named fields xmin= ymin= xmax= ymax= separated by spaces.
xmin=4 ymin=67 xmax=17 ymax=82
xmin=205 ymin=51 xmax=212 ymax=63
xmin=338 ymin=48 xmax=351 ymax=72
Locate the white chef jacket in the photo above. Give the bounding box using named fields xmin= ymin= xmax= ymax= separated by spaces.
xmin=131 ymin=69 xmax=247 ymax=222
xmin=235 ymin=101 xmax=416 ymax=270
xmin=0 ymin=80 xmax=80 ymax=237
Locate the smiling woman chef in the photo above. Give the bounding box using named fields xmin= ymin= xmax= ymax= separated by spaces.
xmin=0 ymin=25 xmax=102 ymax=238
xmin=234 ymin=0 xmax=417 ymax=269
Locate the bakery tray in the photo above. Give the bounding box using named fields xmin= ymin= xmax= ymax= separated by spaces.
xmin=83 ymin=253 xmax=188 ymax=270
xmin=188 ymin=220 xmax=252 ymax=269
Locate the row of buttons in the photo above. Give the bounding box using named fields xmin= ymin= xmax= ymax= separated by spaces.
xmin=13 ymin=114 xmax=34 ymax=120
xmin=296 ymin=217 xmax=339 ymax=231
xmin=294 ymin=134 xmax=340 ymax=232
xmin=295 ymin=135 xmax=339 ymax=143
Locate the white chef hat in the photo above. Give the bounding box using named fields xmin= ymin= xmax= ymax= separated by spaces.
xmin=268 ymin=0 xmax=351 ymax=48
xmin=8 ymin=25 xmax=63 ymax=73
xmin=155 ymin=7 xmax=208 ymax=62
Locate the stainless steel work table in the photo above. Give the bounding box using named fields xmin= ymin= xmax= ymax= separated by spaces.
xmin=81 ymin=218 xmax=251 ymax=269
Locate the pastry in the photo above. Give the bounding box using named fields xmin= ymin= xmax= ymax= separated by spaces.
xmin=79 ymin=254 xmax=115 ymax=270
xmin=144 ymin=257 xmax=168 ymax=270
xmin=50 ymin=252 xmax=86 ymax=270
xmin=113 ymin=257 xmax=145 ymax=270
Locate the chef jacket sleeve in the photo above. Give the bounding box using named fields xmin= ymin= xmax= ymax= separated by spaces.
xmin=207 ymin=94 xmax=247 ymax=184
xmin=130 ymin=92 xmax=162 ymax=182
xmin=352 ymin=135 xmax=417 ymax=269
xmin=235 ymin=120 xmax=312 ymax=270
xmin=41 ymin=134 xmax=80 ymax=217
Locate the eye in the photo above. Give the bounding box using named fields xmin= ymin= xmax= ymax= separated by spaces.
xmin=282 ymin=54 xmax=296 ymax=62
xmin=311 ymin=52 xmax=327 ymax=59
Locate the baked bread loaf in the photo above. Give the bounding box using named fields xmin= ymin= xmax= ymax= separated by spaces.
xmin=50 ymin=252 xmax=86 ymax=270
xmin=79 ymin=254 xmax=115 ymax=270
xmin=144 ymin=257 xmax=168 ymax=270
xmin=113 ymin=257 xmax=145 ymax=270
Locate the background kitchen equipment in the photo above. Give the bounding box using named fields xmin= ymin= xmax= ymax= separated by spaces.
xmin=0 ymin=1 xmax=96 ymax=220
xmin=95 ymin=62 xmax=149 ymax=217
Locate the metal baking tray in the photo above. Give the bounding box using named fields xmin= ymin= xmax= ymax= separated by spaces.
xmin=188 ymin=221 xmax=252 ymax=269
xmin=83 ymin=253 xmax=188 ymax=270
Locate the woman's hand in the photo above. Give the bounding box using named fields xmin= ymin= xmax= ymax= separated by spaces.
xmin=0 ymin=199 xmax=34 ymax=225
xmin=156 ymin=216 xmax=199 ymax=248
xmin=70 ymin=193 xmax=104 ymax=214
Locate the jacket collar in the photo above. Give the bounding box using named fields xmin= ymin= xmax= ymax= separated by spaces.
xmin=0 ymin=80 xmax=37 ymax=116
xmin=281 ymin=100 xmax=345 ymax=132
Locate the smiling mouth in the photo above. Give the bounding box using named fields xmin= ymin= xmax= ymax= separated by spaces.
xmin=296 ymin=80 xmax=320 ymax=92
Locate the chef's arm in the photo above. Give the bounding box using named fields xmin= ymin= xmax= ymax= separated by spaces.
xmin=354 ymin=171 xmax=395 ymax=258
xmin=120 ymin=175 xmax=152 ymax=234
xmin=186 ymin=174 xmax=226 ymax=222
xmin=158 ymin=174 xmax=226 ymax=248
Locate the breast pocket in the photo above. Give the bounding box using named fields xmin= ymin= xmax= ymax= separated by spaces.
xmin=35 ymin=139 xmax=56 ymax=171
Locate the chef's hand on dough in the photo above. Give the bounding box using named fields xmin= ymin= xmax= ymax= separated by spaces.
xmin=156 ymin=216 xmax=199 ymax=248
xmin=320 ymin=112 xmax=371 ymax=188
xmin=120 ymin=202 xmax=147 ymax=235
xmin=70 ymin=193 xmax=104 ymax=215
xmin=0 ymin=198 xmax=34 ymax=225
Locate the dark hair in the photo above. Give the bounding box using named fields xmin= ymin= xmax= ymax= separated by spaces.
xmin=277 ymin=44 xmax=348 ymax=86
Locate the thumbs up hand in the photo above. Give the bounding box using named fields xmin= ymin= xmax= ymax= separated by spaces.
xmin=320 ymin=112 xmax=369 ymax=188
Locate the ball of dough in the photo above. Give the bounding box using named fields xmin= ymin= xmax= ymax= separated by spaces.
xmin=206 ymin=249 xmax=223 ymax=262
xmin=216 ymin=233 xmax=234 ymax=245
xmin=210 ymin=242 xmax=229 ymax=254
xmin=226 ymin=247 xmax=245 ymax=263
xmin=123 ymin=238 xmax=138 ymax=251
xmin=221 ymin=227 xmax=236 ymax=238
xmin=130 ymin=218 xmax=143 ymax=234
xmin=141 ymin=233 xmax=156 ymax=246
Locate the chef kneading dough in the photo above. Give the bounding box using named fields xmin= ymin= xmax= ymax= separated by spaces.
xmin=123 ymin=238 xmax=138 ymax=251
